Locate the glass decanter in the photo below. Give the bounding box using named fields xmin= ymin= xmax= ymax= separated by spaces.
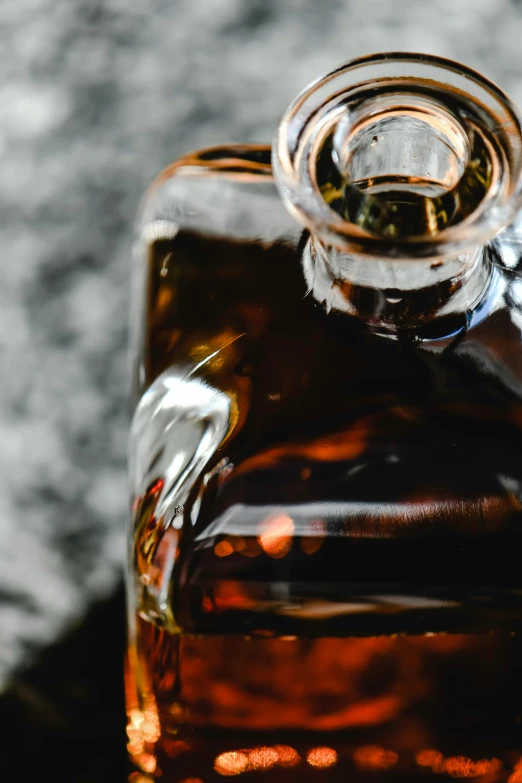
xmin=126 ymin=53 xmax=522 ymax=782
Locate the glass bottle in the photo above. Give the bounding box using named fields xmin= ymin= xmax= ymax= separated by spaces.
xmin=126 ymin=53 xmax=522 ymax=781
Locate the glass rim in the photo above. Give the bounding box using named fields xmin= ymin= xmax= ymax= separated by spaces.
xmin=273 ymin=51 xmax=522 ymax=259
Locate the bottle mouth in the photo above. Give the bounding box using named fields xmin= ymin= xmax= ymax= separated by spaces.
xmin=273 ymin=53 xmax=522 ymax=259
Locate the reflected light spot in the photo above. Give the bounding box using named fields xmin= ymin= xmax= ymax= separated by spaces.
xmin=179 ymin=779 xmax=204 ymax=783
xmin=146 ymin=477 xmax=164 ymax=498
xmin=142 ymin=219 xmax=179 ymax=242
xmin=126 ymin=714 xmax=144 ymax=757
xmin=128 ymin=774 xmax=155 ymax=783
xmin=127 ymin=740 xmax=144 ymax=757
xmin=442 ymin=757 xmax=501 ymax=778
xmin=416 ymin=750 xmax=444 ymax=768
xmin=301 ymin=519 xmax=326 ymax=555
xmin=156 ymin=286 xmax=174 ymax=316
xmin=126 ymin=706 xmax=160 ymax=747
xmin=215 ymin=540 xmax=234 ymax=557
xmin=248 ymin=747 xmax=279 ymax=770
xmin=274 ymin=746 xmax=300 ymax=767
xmin=141 ymin=710 xmax=160 ymax=743
xmin=214 ymin=751 xmax=250 ymax=776
xmin=258 ymin=513 xmax=294 ymax=558
xmin=127 ymin=709 xmax=143 ymax=730
xmin=134 ymin=753 xmax=157 ymax=774
xmin=190 ymin=343 xmax=209 ymax=361
xmin=168 ymin=702 xmax=187 ymax=720
xmin=306 ymin=747 xmax=338 ymax=769
xmin=509 ymin=759 xmax=522 ymax=783
xmin=354 ymin=745 xmax=398 ymax=771
xmin=234 ymin=537 xmax=246 ymax=552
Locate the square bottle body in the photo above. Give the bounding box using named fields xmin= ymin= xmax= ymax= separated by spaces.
xmin=126 ymin=145 xmax=522 ymax=780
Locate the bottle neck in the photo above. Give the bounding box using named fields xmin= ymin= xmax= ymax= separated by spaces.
xmin=303 ymin=237 xmax=490 ymax=334
xmin=274 ymin=54 xmax=522 ymax=334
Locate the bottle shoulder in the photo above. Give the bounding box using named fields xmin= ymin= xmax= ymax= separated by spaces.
xmin=137 ymin=146 xmax=522 ymax=487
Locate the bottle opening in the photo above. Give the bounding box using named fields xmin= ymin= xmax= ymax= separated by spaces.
xmin=274 ymin=53 xmax=522 ymax=258
xmin=334 ymin=95 xmax=469 ymax=197
xmin=318 ymin=93 xmax=494 ymax=240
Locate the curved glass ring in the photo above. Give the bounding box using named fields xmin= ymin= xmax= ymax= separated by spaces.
xmin=273 ymin=52 xmax=522 ymax=259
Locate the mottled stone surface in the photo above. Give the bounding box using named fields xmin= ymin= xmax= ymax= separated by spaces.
xmin=2 ymin=0 xmax=522 ymax=687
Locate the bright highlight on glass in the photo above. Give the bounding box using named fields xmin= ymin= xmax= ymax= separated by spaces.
xmin=273 ymin=745 xmax=300 ymax=767
xmin=214 ymin=751 xmax=250 ymax=776
xmin=415 ymin=749 xmax=502 ymax=778
xmin=247 ymin=747 xmax=279 ymax=770
xmin=258 ymin=513 xmax=295 ymax=558
xmin=306 ymin=747 xmax=338 ymax=769
xmin=509 ymin=758 xmax=522 ymax=783
xmin=213 ymin=746 xmax=301 ymax=776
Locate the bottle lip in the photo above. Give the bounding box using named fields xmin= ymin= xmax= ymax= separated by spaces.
xmin=273 ymin=52 xmax=522 ymax=260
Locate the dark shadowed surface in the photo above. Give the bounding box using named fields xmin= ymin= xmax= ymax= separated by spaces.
xmin=3 ymin=0 xmax=522 ymax=778
xmin=0 ymin=587 xmax=128 ymax=779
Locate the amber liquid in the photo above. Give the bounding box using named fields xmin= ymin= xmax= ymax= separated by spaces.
xmin=128 ymin=217 xmax=522 ymax=779
xmin=129 ymin=620 xmax=521 ymax=781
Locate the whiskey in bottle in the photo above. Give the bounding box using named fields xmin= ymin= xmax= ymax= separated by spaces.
xmin=126 ymin=54 xmax=522 ymax=782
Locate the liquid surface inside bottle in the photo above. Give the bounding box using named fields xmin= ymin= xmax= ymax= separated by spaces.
xmin=127 ymin=56 xmax=522 ymax=782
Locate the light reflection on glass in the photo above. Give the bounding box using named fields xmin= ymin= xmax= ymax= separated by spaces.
xmin=442 ymin=756 xmax=501 ymax=778
xmin=127 ymin=741 xmax=144 ymax=758
xmin=301 ymin=518 xmax=326 ymax=555
xmin=274 ymin=745 xmax=300 ymax=767
xmin=214 ymin=539 xmax=234 ymax=557
xmin=126 ymin=719 xmax=144 ymax=758
xmin=128 ymin=773 xmax=155 ymax=783
xmin=234 ymin=536 xmax=246 ymax=552
xmin=213 ymin=746 xmax=301 ymax=776
xmin=416 ymin=749 xmax=444 ymax=768
xmin=509 ymin=758 xmax=522 ymax=783
xmin=306 ymin=746 xmax=338 ymax=768
xmin=258 ymin=513 xmax=294 ymax=558
xmin=214 ymin=751 xmax=250 ymax=776
xmin=415 ymin=750 xmax=502 ymax=778
xmin=248 ymin=747 xmax=279 ymax=770
xmin=141 ymin=710 xmax=160 ymax=743
xmin=155 ymin=286 xmax=174 ymax=319
xmin=353 ymin=745 xmax=399 ymax=771
xmin=134 ymin=753 xmax=157 ymax=774
xmin=127 ymin=706 xmax=161 ymax=758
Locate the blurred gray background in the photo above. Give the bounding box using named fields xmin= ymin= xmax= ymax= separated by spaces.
xmin=2 ymin=0 xmax=522 ymax=685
